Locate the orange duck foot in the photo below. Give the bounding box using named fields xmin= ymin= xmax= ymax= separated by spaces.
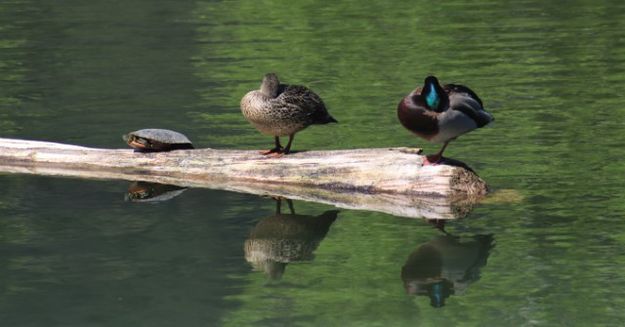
xmin=260 ymin=147 xmax=284 ymax=156
xmin=423 ymin=154 xmax=444 ymax=166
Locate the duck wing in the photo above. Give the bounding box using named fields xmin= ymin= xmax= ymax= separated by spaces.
xmin=444 ymin=84 xmax=483 ymax=107
xmin=278 ymin=85 xmax=334 ymax=123
xmin=444 ymin=83 xmax=493 ymax=128
xmin=278 ymin=85 xmax=326 ymax=111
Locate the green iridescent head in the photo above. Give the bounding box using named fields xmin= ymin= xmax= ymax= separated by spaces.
xmin=422 ymin=75 xmax=444 ymax=111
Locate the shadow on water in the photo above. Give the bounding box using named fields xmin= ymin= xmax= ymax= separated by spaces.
xmin=244 ymin=198 xmax=339 ymax=280
xmin=401 ymin=229 xmax=495 ymax=308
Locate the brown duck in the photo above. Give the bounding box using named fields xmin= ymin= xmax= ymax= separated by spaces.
xmin=240 ymin=73 xmax=337 ymax=155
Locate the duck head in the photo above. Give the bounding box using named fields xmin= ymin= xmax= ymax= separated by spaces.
xmin=420 ymin=75 xmax=448 ymax=112
xmin=427 ymin=280 xmax=454 ymax=307
xmin=261 ymin=73 xmax=280 ymax=98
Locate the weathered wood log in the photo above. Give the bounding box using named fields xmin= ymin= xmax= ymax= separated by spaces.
xmin=0 ymin=137 xmax=488 ymax=219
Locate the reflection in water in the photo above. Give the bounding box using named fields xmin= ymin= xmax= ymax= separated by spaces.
xmin=125 ymin=181 xmax=187 ymax=203
xmin=244 ymin=199 xmax=338 ymax=280
xmin=401 ymin=233 xmax=495 ymax=307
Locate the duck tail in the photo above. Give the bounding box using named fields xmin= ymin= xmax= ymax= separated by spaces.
xmin=311 ymin=106 xmax=338 ymax=124
xmin=313 ymin=114 xmax=338 ymax=124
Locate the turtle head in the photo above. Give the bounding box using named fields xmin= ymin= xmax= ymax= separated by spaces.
xmin=125 ymin=184 xmax=151 ymax=201
xmin=261 ymin=73 xmax=280 ymax=98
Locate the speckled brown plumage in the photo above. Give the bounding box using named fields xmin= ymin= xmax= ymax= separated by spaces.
xmin=241 ymin=73 xmax=337 ymax=154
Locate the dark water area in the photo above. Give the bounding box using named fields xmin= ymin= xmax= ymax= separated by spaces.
xmin=2 ymin=0 xmax=625 ymax=325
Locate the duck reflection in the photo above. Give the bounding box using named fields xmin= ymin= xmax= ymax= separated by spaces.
xmin=244 ymin=199 xmax=339 ymax=280
xmin=125 ymin=181 xmax=187 ymax=203
xmin=401 ymin=232 xmax=494 ymax=307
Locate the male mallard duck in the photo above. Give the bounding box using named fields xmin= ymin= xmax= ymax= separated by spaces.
xmin=397 ymin=76 xmax=493 ymax=165
xmin=401 ymin=234 xmax=494 ymax=307
xmin=240 ymin=73 xmax=337 ymax=155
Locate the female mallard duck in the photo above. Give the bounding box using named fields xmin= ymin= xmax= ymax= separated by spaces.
xmin=397 ymin=75 xmax=494 ymax=165
xmin=240 ymin=73 xmax=337 ymax=155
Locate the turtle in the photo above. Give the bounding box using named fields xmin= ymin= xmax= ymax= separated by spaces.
xmin=125 ymin=181 xmax=188 ymax=203
xmin=123 ymin=128 xmax=194 ymax=152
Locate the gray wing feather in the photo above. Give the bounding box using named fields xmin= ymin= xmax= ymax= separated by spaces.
xmin=445 ymin=84 xmax=493 ymax=128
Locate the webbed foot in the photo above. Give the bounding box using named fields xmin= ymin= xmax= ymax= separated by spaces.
xmin=260 ymin=147 xmax=284 ymax=156
xmin=423 ymin=154 xmax=444 ymax=166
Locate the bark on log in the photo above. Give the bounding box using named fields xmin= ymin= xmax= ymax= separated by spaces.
xmin=0 ymin=137 xmax=488 ymax=219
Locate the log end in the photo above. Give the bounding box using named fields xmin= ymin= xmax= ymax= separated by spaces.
xmin=436 ymin=164 xmax=488 ymax=219
xmin=449 ymin=166 xmax=488 ymax=198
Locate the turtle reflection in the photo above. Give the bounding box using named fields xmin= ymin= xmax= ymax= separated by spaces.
xmin=244 ymin=199 xmax=338 ymax=280
xmin=401 ymin=233 xmax=495 ymax=307
xmin=125 ymin=181 xmax=187 ymax=203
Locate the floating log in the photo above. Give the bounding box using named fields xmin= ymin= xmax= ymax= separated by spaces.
xmin=0 ymin=137 xmax=488 ymax=219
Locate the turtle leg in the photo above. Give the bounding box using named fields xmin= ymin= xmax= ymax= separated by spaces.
xmin=423 ymin=141 xmax=450 ymax=166
xmin=260 ymin=136 xmax=284 ymax=155
xmin=128 ymin=137 xmax=155 ymax=152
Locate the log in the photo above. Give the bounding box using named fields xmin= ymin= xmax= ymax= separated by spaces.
xmin=0 ymin=137 xmax=488 ymax=220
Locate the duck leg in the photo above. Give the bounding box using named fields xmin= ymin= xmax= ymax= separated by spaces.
xmin=275 ymin=197 xmax=283 ymax=214
xmin=260 ymin=136 xmax=284 ymax=155
xmin=283 ymin=134 xmax=295 ymax=154
xmin=424 ymin=141 xmax=450 ymax=166
xmin=286 ymin=199 xmax=295 ymax=214
xmin=427 ymin=219 xmax=451 ymax=235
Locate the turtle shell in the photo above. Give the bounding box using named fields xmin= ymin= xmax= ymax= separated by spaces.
xmin=123 ymin=128 xmax=194 ymax=152
xmin=125 ymin=181 xmax=188 ymax=202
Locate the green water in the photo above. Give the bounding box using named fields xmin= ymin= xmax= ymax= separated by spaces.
xmin=2 ymin=0 xmax=625 ymax=326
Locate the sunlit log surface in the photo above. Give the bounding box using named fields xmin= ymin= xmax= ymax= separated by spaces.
xmin=0 ymin=137 xmax=488 ymax=219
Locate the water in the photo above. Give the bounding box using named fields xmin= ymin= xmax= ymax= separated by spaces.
xmin=2 ymin=0 xmax=625 ymax=325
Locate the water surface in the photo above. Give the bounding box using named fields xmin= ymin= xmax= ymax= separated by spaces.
xmin=2 ymin=0 xmax=625 ymax=326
